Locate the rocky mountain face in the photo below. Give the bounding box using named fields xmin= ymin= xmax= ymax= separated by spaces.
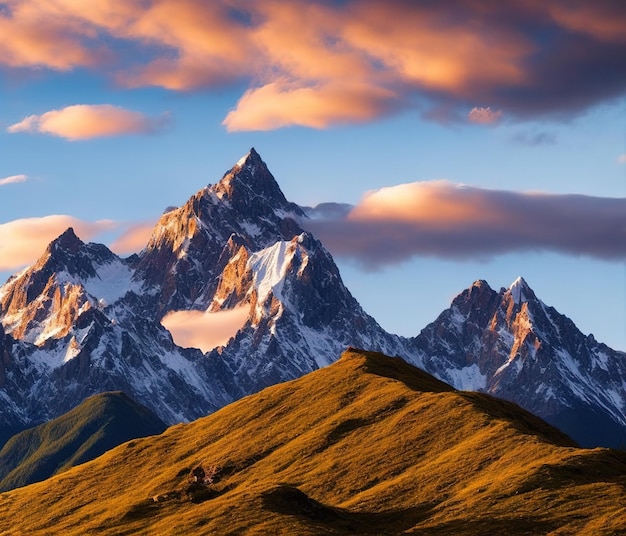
xmin=413 ymin=277 xmax=626 ymax=448
xmin=133 ymin=148 xmax=307 ymax=318
xmin=0 ymin=149 xmax=411 ymax=443
xmin=0 ymin=148 xmax=624 ymax=449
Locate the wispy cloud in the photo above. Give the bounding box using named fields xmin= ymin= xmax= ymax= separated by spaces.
xmin=302 ymin=181 xmax=626 ymax=268
xmin=618 ymin=154 xmax=626 ymax=164
xmin=1 ymin=1 xmax=625 ymax=129
xmin=7 ymin=104 xmax=169 ymax=140
xmin=467 ymin=107 xmax=502 ymax=125
xmin=0 ymin=174 xmax=28 ymax=186
xmin=109 ymin=221 xmax=157 ymax=255
xmin=0 ymin=216 xmax=116 ymax=271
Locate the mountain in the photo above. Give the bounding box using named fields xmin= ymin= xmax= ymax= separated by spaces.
xmin=133 ymin=147 xmax=308 ymax=317
xmin=1 ymin=148 xmax=624 ymax=450
xmin=0 ymin=391 xmax=166 ymax=491
xmin=414 ymin=277 xmax=626 ymax=448
xmin=0 ymin=350 xmax=624 ymax=535
xmin=0 ymin=227 xmax=229 ymax=431
xmin=0 ymin=148 xmax=411 ymax=440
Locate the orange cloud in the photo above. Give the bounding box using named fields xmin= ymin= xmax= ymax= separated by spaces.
xmin=223 ymin=81 xmax=397 ymax=131
xmin=546 ymin=3 xmax=626 ymax=42
xmin=7 ymin=104 xmax=168 ymax=140
xmin=1 ymin=1 xmax=625 ymax=126
xmin=161 ymin=305 xmax=250 ymax=353
xmin=340 ymin=1 xmax=530 ymax=93
xmin=349 ymin=181 xmax=504 ymax=226
xmin=0 ymin=216 xmax=116 ymax=271
xmin=109 ymin=221 xmax=156 ymax=255
xmin=303 ymin=181 xmax=626 ymax=266
xmin=117 ymin=0 xmax=254 ymax=89
xmin=0 ymin=174 xmax=28 ymax=186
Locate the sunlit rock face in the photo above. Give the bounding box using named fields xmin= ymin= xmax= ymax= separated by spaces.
xmin=0 ymin=149 xmax=412 ymax=440
xmin=134 ymin=147 xmax=307 ymax=318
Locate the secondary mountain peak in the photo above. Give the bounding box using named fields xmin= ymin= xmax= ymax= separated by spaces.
xmin=416 ymin=276 xmax=626 ymax=448
xmin=47 ymin=227 xmax=83 ymax=254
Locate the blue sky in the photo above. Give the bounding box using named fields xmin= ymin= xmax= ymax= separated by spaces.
xmin=0 ymin=0 xmax=625 ymax=349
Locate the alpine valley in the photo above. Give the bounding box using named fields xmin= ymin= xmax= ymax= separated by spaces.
xmin=0 ymin=149 xmax=625 ymax=452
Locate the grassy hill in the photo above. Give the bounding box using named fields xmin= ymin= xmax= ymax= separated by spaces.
xmin=0 ymin=349 xmax=624 ymax=535
xmin=0 ymin=391 xmax=167 ymax=491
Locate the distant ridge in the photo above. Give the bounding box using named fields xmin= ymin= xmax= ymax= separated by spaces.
xmin=0 ymin=391 xmax=166 ymax=491
xmin=0 ymin=350 xmax=624 ymax=535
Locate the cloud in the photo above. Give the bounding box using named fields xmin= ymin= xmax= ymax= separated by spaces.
xmin=302 ymin=181 xmax=626 ymax=268
xmin=7 ymin=104 xmax=169 ymax=140
xmin=468 ymin=107 xmax=502 ymax=125
xmin=1 ymin=1 xmax=625 ymax=128
xmin=618 ymin=154 xmax=626 ymax=164
xmin=0 ymin=216 xmax=116 ymax=271
xmin=109 ymin=221 xmax=157 ymax=255
xmin=223 ymin=81 xmax=397 ymax=131
xmin=0 ymin=174 xmax=28 ymax=186
xmin=161 ymin=305 xmax=250 ymax=353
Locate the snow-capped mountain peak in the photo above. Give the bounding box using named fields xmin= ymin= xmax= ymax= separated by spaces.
xmin=507 ymin=276 xmax=533 ymax=305
xmin=213 ymin=147 xmax=305 ymax=220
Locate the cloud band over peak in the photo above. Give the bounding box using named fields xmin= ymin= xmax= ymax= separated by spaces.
xmin=302 ymin=181 xmax=626 ymax=268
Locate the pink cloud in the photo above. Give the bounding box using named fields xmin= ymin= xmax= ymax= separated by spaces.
xmin=618 ymin=154 xmax=626 ymax=164
xmin=1 ymin=1 xmax=625 ymax=127
xmin=161 ymin=305 xmax=250 ymax=353
xmin=7 ymin=104 xmax=168 ymax=140
xmin=109 ymin=221 xmax=157 ymax=255
xmin=0 ymin=1 xmax=104 ymax=71
xmin=468 ymin=107 xmax=503 ymax=124
xmin=302 ymin=181 xmax=626 ymax=267
xmin=0 ymin=174 xmax=28 ymax=186
xmin=223 ymin=81 xmax=397 ymax=131
xmin=0 ymin=216 xmax=116 ymax=271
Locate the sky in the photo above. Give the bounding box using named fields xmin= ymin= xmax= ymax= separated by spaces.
xmin=0 ymin=0 xmax=625 ymax=350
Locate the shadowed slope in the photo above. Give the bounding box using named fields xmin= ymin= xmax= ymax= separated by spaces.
xmin=0 ymin=349 xmax=624 ymax=535
xmin=0 ymin=391 xmax=167 ymax=491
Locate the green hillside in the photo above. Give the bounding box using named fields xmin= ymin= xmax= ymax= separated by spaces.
xmin=0 ymin=391 xmax=167 ymax=491
xmin=0 ymin=349 xmax=624 ymax=535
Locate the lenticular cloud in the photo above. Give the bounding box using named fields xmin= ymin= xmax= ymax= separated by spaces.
xmin=302 ymin=181 xmax=626 ymax=268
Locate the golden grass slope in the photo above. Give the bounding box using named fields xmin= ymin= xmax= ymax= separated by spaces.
xmin=0 ymin=349 xmax=624 ymax=535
